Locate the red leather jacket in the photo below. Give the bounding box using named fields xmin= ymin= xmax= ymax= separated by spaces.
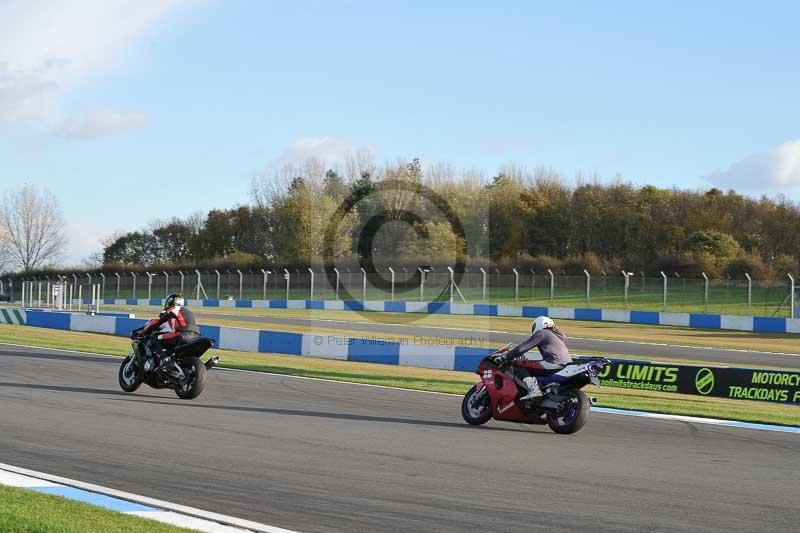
xmin=142 ymin=306 xmax=200 ymax=341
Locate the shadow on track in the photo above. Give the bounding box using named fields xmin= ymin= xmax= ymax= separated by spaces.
xmin=0 ymin=350 xmax=115 ymax=365
xmin=112 ymin=397 xmax=552 ymax=433
xmin=0 ymin=381 xmax=161 ymax=399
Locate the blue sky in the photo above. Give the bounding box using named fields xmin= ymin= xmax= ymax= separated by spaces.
xmin=1 ymin=0 xmax=799 ymax=263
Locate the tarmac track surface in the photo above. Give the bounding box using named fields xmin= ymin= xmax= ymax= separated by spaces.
xmin=0 ymin=343 xmax=798 ymax=532
xmin=195 ymin=312 xmax=800 ymax=369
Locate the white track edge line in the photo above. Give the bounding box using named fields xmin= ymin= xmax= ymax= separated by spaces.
xmin=0 ymin=462 xmax=298 ymax=533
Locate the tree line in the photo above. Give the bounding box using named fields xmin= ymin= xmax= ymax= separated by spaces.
xmin=93 ymin=158 xmax=800 ymax=280
xmin=4 ymin=160 xmax=800 ymax=280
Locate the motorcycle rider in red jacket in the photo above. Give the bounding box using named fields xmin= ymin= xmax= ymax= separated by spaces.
xmin=140 ymin=293 xmax=200 ymax=368
xmin=493 ymin=316 xmax=572 ymax=400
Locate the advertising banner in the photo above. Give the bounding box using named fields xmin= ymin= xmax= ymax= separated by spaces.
xmin=583 ymin=358 xmax=800 ymax=405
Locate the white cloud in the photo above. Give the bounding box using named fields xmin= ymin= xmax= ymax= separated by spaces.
xmin=62 ymin=222 xmax=119 ymax=266
xmin=0 ymin=0 xmax=190 ymax=128
xmin=54 ymin=109 xmax=148 ymax=140
xmin=705 ymin=140 xmax=800 ymax=192
xmin=274 ymin=137 xmax=368 ymax=167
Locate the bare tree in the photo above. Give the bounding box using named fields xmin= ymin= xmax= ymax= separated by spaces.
xmin=344 ymin=147 xmax=376 ymax=182
xmin=0 ymin=227 xmax=10 ymax=274
xmin=0 ymin=185 xmax=67 ymax=271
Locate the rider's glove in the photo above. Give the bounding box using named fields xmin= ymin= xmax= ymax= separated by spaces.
xmin=492 ymin=354 xmax=507 ymax=365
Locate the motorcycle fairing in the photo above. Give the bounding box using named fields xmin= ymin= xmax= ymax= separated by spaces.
xmin=480 ymin=368 xmax=526 ymax=421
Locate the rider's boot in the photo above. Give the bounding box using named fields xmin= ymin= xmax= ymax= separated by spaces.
xmin=519 ymin=377 xmax=543 ymax=401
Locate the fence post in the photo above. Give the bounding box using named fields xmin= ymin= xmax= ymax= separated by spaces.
xmin=333 ymin=268 xmax=340 ymax=300
xmin=237 ymin=269 xmax=243 ymax=300
xmin=308 ymin=268 xmax=314 ymax=300
xmin=622 ymin=270 xmax=630 ymax=308
xmin=99 ymin=273 xmax=105 ymax=300
xmin=114 ymin=273 xmax=120 ymax=299
xmin=361 ymin=267 xmax=367 ymax=301
xmin=178 ymin=271 xmax=185 ymax=294
xmin=702 ymin=272 xmax=709 ymax=313
xmin=146 ymin=272 xmax=153 ymax=299
xmin=788 ymin=273 xmax=795 ymax=319
xmin=388 ymin=267 xmax=395 ymax=301
xmin=512 ymin=268 xmax=519 ymax=301
xmin=547 ymin=269 xmax=554 ymax=304
xmin=480 ymin=268 xmax=487 ymax=302
xmin=157 ymin=271 xmax=165 ymax=299
xmin=130 ymin=272 xmax=137 ymax=299
xmin=640 ymin=271 xmax=645 ymax=291
xmin=584 ymin=269 xmax=591 ymax=303
xmin=284 ymin=269 xmax=290 ymax=300
xmin=261 ymin=269 xmax=269 ymax=300
xmin=660 ymin=271 xmax=667 ymax=309
xmin=195 ymin=270 xmax=202 ymax=300
xmin=448 ymin=266 xmax=454 ymax=304
xmin=744 ymin=273 xmax=752 ymax=310
xmin=418 ymin=267 xmax=427 ymax=302
xmin=530 ymin=269 xmax=536 ymax=299
xmin=78 ymin=285 xmax=83 ymax=312
xmin=214 ymin=270 xmax=221 ymax=300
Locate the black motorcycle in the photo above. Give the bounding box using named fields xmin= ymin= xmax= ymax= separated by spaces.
xmin=118 ymin=329 xmax=219 ymax=399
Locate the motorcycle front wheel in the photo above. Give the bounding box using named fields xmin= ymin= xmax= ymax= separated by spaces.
xmin=546 ymin=389 xmax=590 ymax=434
xmin=118 ymin=354 xmax=144 ymax=392
xmin=174 ymin=357 xmax=207 ymax=400
xmin=461 ymin=384 xmax=492 ymax=425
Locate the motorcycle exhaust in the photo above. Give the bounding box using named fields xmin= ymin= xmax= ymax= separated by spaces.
xmin=205 ymin=355 xmax=219 ymax=370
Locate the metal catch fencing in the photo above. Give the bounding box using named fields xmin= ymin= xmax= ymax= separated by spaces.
xmin=1 ymin=269 xmax=798 ymax=318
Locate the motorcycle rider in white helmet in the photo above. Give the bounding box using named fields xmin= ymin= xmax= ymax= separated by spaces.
xmin=494 ymin=316 xmax=572 ymax=400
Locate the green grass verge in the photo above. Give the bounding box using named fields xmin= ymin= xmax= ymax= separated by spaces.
xmin=1 ymin=324 xmax=798 ymax=427
xmin=0 ymin=484 xmax=196 ymax=533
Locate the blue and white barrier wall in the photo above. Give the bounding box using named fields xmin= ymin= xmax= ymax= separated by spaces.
xmin=22 ymin=310 xmax=493 ymax=372
xmin=96 ymin=298 xmax=800 ymax=334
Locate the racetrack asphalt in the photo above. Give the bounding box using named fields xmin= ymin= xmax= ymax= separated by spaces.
xmin=194 ymin=312 xmax=800 ymax=369
xmin=1 ymin=342 xmax=798 ymax=532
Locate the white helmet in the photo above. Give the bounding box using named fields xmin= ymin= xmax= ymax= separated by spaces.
xmin=532 ymin=316 xmax=555 ymax=334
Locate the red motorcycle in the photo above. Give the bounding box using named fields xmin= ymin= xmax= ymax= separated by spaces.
xmin=461 ymin=343 xmax=610 ymax=434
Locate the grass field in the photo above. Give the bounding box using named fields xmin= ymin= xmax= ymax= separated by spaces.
xmin=1 ymin=324 xmax=798 ymax=427
xmin=102 ymin=304 xmax=800 ymax=362
xmin=0 ymin=484 xmax=195 ymax=533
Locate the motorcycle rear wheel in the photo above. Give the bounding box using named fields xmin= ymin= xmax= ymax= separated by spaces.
xmin=546 ymin=389 xmax=590 ymax=434
xmin=461 ymin=385 xmax=492 ymax=425
xmin=118 ymin=354 xmax=143 ymax=393
xmin=174 ymin=357 xmax=207 ymax=399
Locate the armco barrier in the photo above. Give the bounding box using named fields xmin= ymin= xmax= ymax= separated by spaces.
xmin=94 ymin=298 xmax=800 ymax=334
xmin=13 ymin=310 xmax=800 ymax=405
